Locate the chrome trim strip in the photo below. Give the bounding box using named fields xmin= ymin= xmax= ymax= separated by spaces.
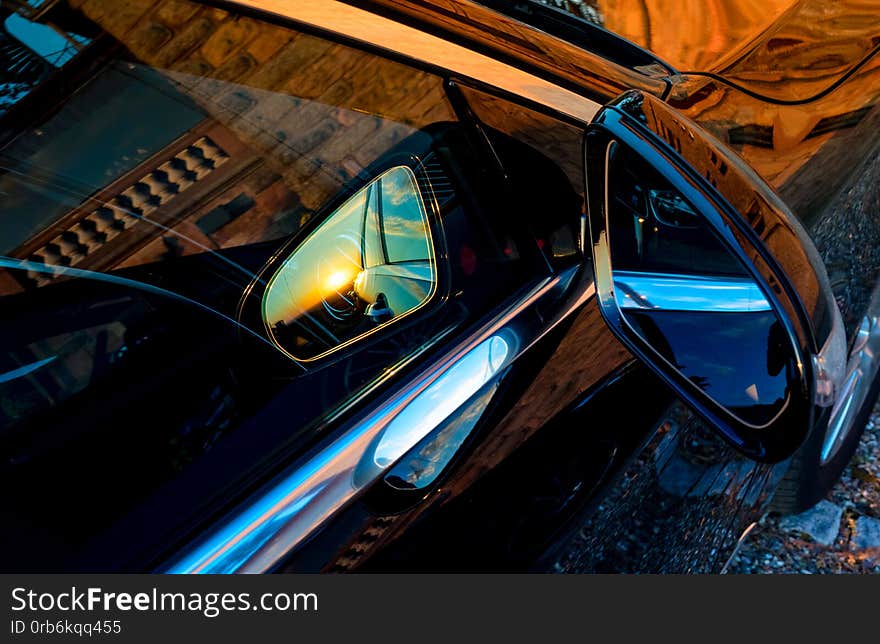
xmin=228 ymin=0 xmax=601 ymax=123
xmin=820 ymin=282 xmax=880 ymax=464
xmin=163 ymin=266 xmax=594 ymax=573
xmin=613 ymin=271 xmax=772 ymax=313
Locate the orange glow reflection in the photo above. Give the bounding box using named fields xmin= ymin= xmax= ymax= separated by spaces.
xmin=325 ymin=268 xmax=355 ymax=293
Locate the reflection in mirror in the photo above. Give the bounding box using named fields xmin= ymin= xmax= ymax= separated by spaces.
xmin=263 ymin=166 xmax=436 ymax=361
xmin=605 ymin=142 xmax=795 ymax=427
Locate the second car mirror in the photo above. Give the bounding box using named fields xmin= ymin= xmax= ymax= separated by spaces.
xmin=583 ymin=92 xmax=838 ymax=462
xmin=603 ymin=140 xmax=796 ymax=429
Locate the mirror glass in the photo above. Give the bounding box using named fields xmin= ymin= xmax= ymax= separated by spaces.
xmin=263 ymin=166 xmax=436 ymax=361
xmin=605 ymin=142 xmax=795 ymax=427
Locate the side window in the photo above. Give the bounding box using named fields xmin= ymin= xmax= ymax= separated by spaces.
xmin=458 ymin=85 xmax=586 ymax=266
xmin=0 ymin=0 xmax=544 ymax=571
xmin=0 ymin=0 xmax=468 ymax=571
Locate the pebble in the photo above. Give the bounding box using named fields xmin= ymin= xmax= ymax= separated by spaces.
xmin=778 ymin=500 xmax=843 ymax=546
xmin=727 ymin=398 xmax=880 ymax=573
xmin=853 ymin=515 xmax=880 ymax=550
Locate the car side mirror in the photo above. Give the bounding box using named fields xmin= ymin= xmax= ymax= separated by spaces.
xmin=262 ymin=165 xmax=437 ymax=362
xmin=585 ymin=91 xmax=845 ymax=462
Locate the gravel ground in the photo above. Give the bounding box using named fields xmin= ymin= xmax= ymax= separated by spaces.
xmin=726 ymin=401 xmax=880 ymax=574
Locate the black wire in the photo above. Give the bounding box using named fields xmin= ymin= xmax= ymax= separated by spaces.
xmin=676 ymin=43 xmax=880 ymax=107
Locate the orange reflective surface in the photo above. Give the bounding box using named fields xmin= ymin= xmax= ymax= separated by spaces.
xmin=598 ymin=0 xmax=799 ymax=71
xmin=601 ymin=0 xmax=880 ymax=101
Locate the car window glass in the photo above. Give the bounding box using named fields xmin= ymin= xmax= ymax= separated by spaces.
xmin=458 ymin=85 xmax=584 ymax=266
xmin=0 ymin=0 xmax=549 ymax=572
xmin=0 ymin=0 xmax=463 ymax=571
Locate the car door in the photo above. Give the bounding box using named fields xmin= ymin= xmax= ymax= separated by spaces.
xmin=170 ymin=79 xmax=834 ymax=574
xmin=159 ymin=2 xmax=845 ymax=574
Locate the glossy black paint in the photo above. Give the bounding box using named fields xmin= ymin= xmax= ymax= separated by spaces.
xmin=272 ymin=2 xmax=877 ymax=574
xmin=314 ymin=0 xmax=878 ymax=575
xmin=1 ymin=0 xmax=877 ymax=575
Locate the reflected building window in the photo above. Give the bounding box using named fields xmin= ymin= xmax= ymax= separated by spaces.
xmin=0 ymin=3 xmax=91 ymax=114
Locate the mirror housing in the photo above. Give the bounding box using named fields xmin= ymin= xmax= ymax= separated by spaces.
xmin=585 ymin=91 xmax=843 ymax=462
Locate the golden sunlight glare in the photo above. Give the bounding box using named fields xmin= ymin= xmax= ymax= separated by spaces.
xmin=325 ymin=269 xmax=353 ymax=292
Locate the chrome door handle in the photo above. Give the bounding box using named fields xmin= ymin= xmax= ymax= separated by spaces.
xmin=163 ymin=264 xmax=594 ymax=573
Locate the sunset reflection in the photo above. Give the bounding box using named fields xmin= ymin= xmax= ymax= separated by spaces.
xmin=263 ymin=166 xmax=437 ymax=361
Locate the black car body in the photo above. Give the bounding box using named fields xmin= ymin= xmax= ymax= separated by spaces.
xmin=0 ymin=0 xmax=878 ymax=573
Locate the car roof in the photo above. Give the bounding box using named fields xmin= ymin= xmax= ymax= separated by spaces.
xmin=530 ymin=0 xmax=879 ymax=104
xmin=228 ymin=0 xmax=669 ymax=105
